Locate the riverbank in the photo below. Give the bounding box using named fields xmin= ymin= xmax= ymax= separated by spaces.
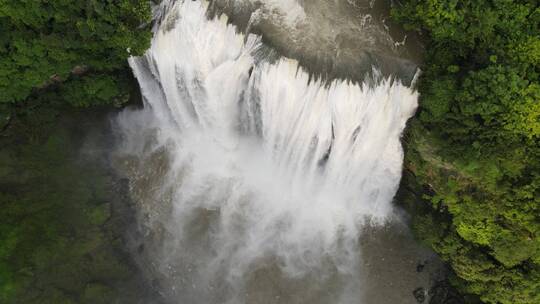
xmin=0 ymin=101 xmax=160 ymax=303
xmin=392 ymin=1 xmax=539 ymax=303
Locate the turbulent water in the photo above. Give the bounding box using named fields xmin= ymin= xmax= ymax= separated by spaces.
xmin=115 ymin=1 xmax=431 ymax=303
xmin=207 ymin=0 xmax=423 ymax=82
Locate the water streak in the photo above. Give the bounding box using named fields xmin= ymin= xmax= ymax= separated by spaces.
xmin=117 ymin=1 xmax=418 ymax=302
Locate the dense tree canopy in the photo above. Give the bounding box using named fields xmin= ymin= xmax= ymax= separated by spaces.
xmin=0 ymin=0 xmax=152 ymax=104
xmin=393 ymin=1 xmax=539 ymax=303
xmin=0 ymin=1 xmax=153 ymax=302
xmin=1 ymin=0 xmax=538 ymax=303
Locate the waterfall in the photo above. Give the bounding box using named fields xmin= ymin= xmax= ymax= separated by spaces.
xmin=116 ymin=1 xmax=418 ymax=303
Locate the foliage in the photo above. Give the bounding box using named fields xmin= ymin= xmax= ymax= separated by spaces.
xmin=0 ymin=0 xmax=152 ymax=104
xmin=0 ymin=1 xmax=153 ymax=301
xmin=401 ymin=125 xmax=539 ymax=304
xmin=62 ymin=73 xmax=132 ymax=107
xmin=393 ymin=1 xmax=540 ymax=303
xmin=0 ymin=104 xmax=152 ymax=303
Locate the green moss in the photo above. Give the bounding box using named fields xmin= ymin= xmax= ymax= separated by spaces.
xmin=88 ymin=204 xmax=112 ymax=226
xmin=0 ymin=106 xmax=149 ymax=303
xmin=82 ymin=283 xmax=114 ymax=304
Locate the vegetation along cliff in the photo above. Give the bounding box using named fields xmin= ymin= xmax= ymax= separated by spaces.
xmin=0 ymin=0 xmax=538 ymax=303
xmin=393 ymin=1 xmax=539 ymax=303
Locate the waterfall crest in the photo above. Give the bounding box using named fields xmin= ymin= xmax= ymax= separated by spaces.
xmin=117 ymin=1 xmax=418 ymax=302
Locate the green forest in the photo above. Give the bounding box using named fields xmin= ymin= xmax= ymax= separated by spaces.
xmin=0 ymin=0 xmax=151 ymax=110
xmin=0 ymin=1 xmax=153 ymax=303
xmin=0 ymin=0 xmax=538 ymax=303
xmin=393 ymin=0 xmax=539 ymax=303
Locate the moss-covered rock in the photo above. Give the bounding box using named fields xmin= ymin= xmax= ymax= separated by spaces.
xmin=398 ymin=120 xmax=540 ymax=304
xmin=82 ymin=283 xmax=114 ymax=304
xmin=0 ymin=104 xmax=158 ymax=303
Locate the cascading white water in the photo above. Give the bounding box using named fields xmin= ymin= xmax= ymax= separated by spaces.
xmin=116 ymin=0 xmax=419 ymax=303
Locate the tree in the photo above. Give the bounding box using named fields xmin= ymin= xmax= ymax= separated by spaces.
xmin=393 ymin=1 xmax=540 ymax=303
xmin=0 ymin=0 xmax=152 ymax=104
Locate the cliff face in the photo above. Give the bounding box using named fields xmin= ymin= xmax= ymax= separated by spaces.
xmin=397 ymin=119 xmax=539 ymax=304
xmin=0 ymin=107 xmax=160 ymax=303
xmin=391 ymin=1 xmax=540 ymax=302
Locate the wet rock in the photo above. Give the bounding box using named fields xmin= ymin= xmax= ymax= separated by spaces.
xmin=429 ymin=281 xmax=466 ymax=304
xmin=0 ymin=113 xmax=11 ymax=133
xmin=137 ymin=243 xmax=145 ymax=254
xmin=71 ymin=65 xmax=89 ymax=76
xmin=413 ymin=287 xmax=426 ymax=303
xmin=416 ymin=261 xmax=426 ymax=272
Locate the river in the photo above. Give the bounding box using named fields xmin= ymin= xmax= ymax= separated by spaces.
xmin=112 ymin=1 xmax=443 ymax=303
